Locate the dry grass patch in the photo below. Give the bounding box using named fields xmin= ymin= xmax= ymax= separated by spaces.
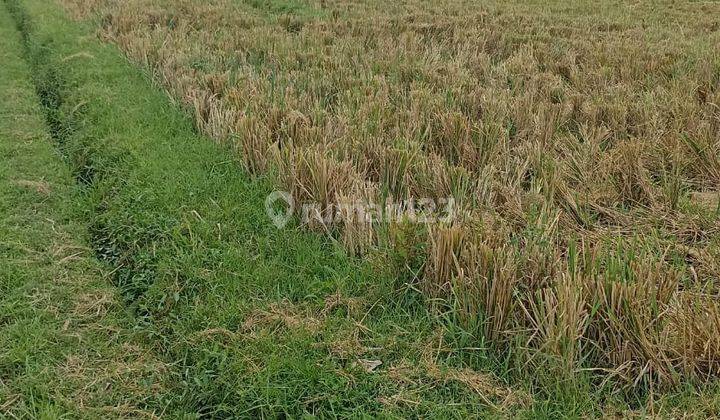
xmin=382 ymin=358 xmax=531 ymax=412
xmin=12 ymin=179 xmax=51 ymax=195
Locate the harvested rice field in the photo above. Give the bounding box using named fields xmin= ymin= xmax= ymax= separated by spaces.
xmin=2 ymin=0 xmax=720 ymax=417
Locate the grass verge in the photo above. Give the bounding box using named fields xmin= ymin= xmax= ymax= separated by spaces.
xmin=0 ymin=4 xmax=166 ymax=417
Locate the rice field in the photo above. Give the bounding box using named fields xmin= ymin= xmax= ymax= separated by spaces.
xmin=4 ymin=0 xmax=720 ymax=415
xmin=68 ymin=0 xmax=720 ymax=390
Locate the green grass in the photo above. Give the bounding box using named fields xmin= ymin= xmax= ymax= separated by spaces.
xmin=3 ymin=0 xmax=719 ymax=417
xmin=242 ymin=0 xmax=326 ymax=18
xmin=0 ymin=5 xmax=165 ymax=417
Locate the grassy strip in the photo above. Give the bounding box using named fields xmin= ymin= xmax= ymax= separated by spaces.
xmin=0 ymin=4 xmax=165 ymax=417
xmin=7 ymin=0 xmax=534 ymax=417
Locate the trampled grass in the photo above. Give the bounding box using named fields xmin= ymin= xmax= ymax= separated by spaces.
xmin=2 ymin=0 xmax=720 ymax=416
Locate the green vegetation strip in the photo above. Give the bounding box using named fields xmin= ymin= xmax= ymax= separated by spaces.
xmin=0 ymin=5 xmax=165 ymax=417
xmin=4 ymin=0 xmax=529 ymax=417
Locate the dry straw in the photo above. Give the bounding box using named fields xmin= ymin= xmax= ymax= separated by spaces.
xmin=67 ymin=0 xmax=720 ymax=390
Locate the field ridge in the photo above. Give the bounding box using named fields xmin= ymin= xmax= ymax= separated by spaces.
xmin=0 ymin=2 xmax=167 ymax=416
